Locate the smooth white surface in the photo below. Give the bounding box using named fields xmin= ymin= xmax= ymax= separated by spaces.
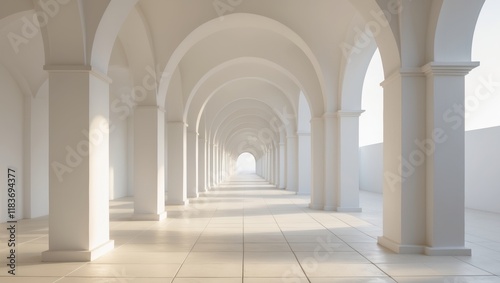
xmin=465 ymin=127 xmax=500 ymax=213
xmin=0 ymin=64 xmax=25 ymax=222
xmin=359 ymin=143 xmax=384 ymax=194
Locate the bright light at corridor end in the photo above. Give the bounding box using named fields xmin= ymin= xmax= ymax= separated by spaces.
xmin=236 ymin=152 xmax=256 ymax=174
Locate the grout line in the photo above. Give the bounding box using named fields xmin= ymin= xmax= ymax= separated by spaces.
xmin=271 ymin=197 xmax=312 ymax=283
xmin=169 ymin=192 xmax=213 ymax=280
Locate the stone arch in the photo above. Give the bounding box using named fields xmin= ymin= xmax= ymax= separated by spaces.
xmin=429 ymin=0 xmax=485 ymax=62
xmin=160 ymin=13 xmax=326 ymax=119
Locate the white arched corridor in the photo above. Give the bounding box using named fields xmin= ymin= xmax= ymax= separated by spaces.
xmin=1 ymin=0 xmax=500 ymax=281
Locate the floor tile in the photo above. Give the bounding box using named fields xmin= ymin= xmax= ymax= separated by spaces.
xmin=244 ymin=262 xmax=306 ymax=278
xmin=173 ymin=278 xmax=241 ymax=283
xmin=244 ymin=242 xmax=291 ymax=252
xmin=310 ymin=278 xmax=397 ymax=283
xmin=184 ymin=252 xmax=242 ymax=264
xmin=303 ymin=263 xmax=387 ymax=277
xmin=68 ymin=263 xmax=180 ymax=278
xmin=393 ymin=276 xmax=500 ymax=283
xmin=177 ymin=263 xmax=242 ymax=277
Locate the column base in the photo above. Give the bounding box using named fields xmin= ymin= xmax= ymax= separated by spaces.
xmin=42 ymin=240 xmax=114 ymax=262
xmin=424 ymin=246 xmax=471 ymax=256
xmin=132 ymin=211 xmax=167 ymax=221
xmin=166 ymin=199 xmax=190 ymax=205
xmin=378 ymin=236 xmax=424 ymax=254
xmin=336 ymin=207 xmax=362 ymax=212
xmin=309 ymin=203 xmax=324 ymax=210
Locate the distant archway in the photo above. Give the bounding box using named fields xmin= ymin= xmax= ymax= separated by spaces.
xmin=236 ymin=152 xmax=257 ymax=174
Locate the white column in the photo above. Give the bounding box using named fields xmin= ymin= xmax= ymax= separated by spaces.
xmin=422 ymin=62 xmax=478 ymax=255
xmin=217 ymin=146 xmax=222 ymax=183
xmin=198 ymin=136 xmax=207 ymax=192
xmin=377 ymin=70 xmax=427 ymax=254
xmin=213 ymin=144 xmax=218 ymax=187
xmin=166 ymin=122 xmax=188 ymax=205
xmin=255 ymin=158 xmax=262 ymax=177
xmin=205 ymin=141 xmax=210 ymax=189
xmin=279 ymin=142 xmax=286 ymax=189
xmin=132 ymin=106 xmax=167 ymax=220
xmin=43 ymin=68 xmax=114 ymax=262
xmin=187 ymin=130 xmax=199 ymax=198
xmin=286 ymin=135 xmax=298 ymax=192
xmin=269 ymin=148 xmax=276 ymax=185
xmin=207 ymin=141 xmax=213 ymax=189
xmin=297 ymin=132 xmax=311 ymax=195
xmin=264 ymin=150 xmax=271 ymax=182
xmin=267 ymin=150 xmax=272 ymax=182
xmin=336 ymin=110 xmax=364 ymax=212
xmin=273 ymin=147 xmax=278 ymax=186
xmin=309 ymin=118 xmax=325 ymax=209
xmin=323 ymin=113 xmax=338 ymax=211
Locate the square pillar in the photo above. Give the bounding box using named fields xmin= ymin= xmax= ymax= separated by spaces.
xmin=309 ymin=118 xmax=324 ymax=209
xmin=323 ymin=113 xmax=338 ymax=211
xmin=422 ymin=62 xmax=478 ymax=255
xmin=187 ymin=130 xmax=199 ymax=198
xmin=336 ymin=110 xmax=364 ymax=212
xmin=286 ymin=135 xmax=298 ymax=192
xmin=198 ymin=136 xmax=207 ymax=192
xmin=43 ymin=67 xmax=114 ymax=262
xmin=166 ymin=121 xmax=188 ymax=205
xmin=279 ymin=142 xmax=286 ymax=189
xmin=132 ymin=106 xmax=166 ymax=221
xmin=297 ymin=132 xmax=311 ymax=194
xmin=378 ymin=70 xmax=427 ymax=254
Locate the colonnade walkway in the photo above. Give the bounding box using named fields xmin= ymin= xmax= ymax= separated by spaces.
xmin=1 ymin=175 xmax=500 ymax=282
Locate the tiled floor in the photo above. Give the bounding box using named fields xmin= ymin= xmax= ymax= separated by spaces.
xmin=1 ymin=174 xmax=500 ymax=282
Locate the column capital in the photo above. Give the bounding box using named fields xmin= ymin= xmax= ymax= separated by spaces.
xmin=44 ymin=64 xmax=112 ymax=84
xmin=337 ymin=110 xmax=365 ymax=118
xmin=297 ymin=131 xmax=311 ymax=137
xmin=421 ymin=61 xmax=480 ymax=76
xmin=322 ymin=112 xmax=337 ymax=119
xmin=381 ymin=67 xmax=425 ymax=87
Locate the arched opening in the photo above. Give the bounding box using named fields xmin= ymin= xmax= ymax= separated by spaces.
xmin=297 ymin=91 xmax=311 ymax=195
xmin=359 ymin=48 xmax=384 ymax=195
xmin=465 ymin=0 xmax=500 ymax=213
xmin=236 ymin=152 xmax=257 ymax=175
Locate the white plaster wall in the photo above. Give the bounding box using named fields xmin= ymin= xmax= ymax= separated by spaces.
xmin=465 ymin=127 xmax=500 ymax=213
xmin=359 ymin=130 xmax=500 ymax=214
xmin=297 ymin=134 xmax=311 ymax=194
xmin=108 ymin=63 xmax=133 ymax=199
xmin=0 ymin=65 xmax=24 ymax=222
xmin=297 ymin=93 xmax=311 ymax=194
xmin=359 ymin=143 xmax=383 ymax=194
xmin=109 ymin=119 xmax=128 ymax=200
xmin=29 ymin=94 xmax=49 ymax=217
